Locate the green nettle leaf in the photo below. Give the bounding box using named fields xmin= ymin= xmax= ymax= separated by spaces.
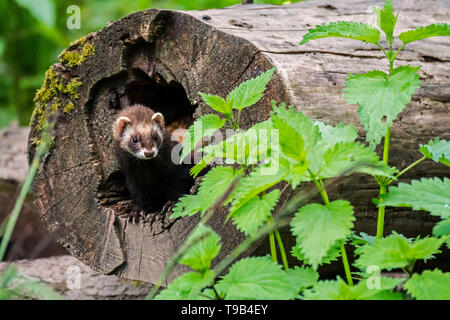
xmin=355 ymin=233 xmax=444 ymax=271
xmin=317 ymin=142 xmax=395 ymax=179
xmin=272 ymin=115 xmax=307 ymax=162
xmin=380 ymin=177 xmax=450 ymax=219
xmin=372 ymin=0 xmax=398 ymax=47
xmin=230 ymin=189 xmax=281 ymax=236
xmin=291 ymin=240 xmax=342 ymax=266
xmin=227 ymin=68 xmax=275 ymax=111
xmin=344 ymin=65 xmax=421 ymax=147
xmin=171 ymin=167 xmax=241 ymax=219
xmin=315 ymin=121 xmax=358 ymax=145
xmin=271 ymin=101 xmax=320 ymax=149
xmin=290 ymin=200 xmax=355 ymax=269
xmin=404 ymin=269 xmax=450 ymax=300
xmin=286 ymin=266 xmax=319 ymax=294
xmin=215 ymin=256 xmax=298 ymax=300
xmin=351 ymin=232 xmax=376 ymax=246
xmin=300 ymin=21 xmax=381 ymax=45
xmin=180 ymin=114 xmax=226 ymax=163
xmin=229 ymin=162 xmax=288 ymax=216
xmin=433 ymin=218 xmax=450 ymax=248
xmin=199 ymin=92 xmax=232 ymax=117
xmin=303 ymin=277 xmax=403 ymax=300
xmin=179 ymin=224 xmax=221 ymax=273
xmin=170 ymin=194 xmax=202 ymax=219
xmin=154 ymin=270 xmax=215 ymax=300
xmin=419 ymin=137 xmax=450 ymax=166
xmin=433 ymin=218 xmax=450 ymax=240
xmin=399 ymin=23 xmax=450 ymax=45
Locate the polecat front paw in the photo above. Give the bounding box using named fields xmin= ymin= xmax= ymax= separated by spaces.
xmin=162 ymin=200 xmax=176 ymax=213
xmin=127 ymin=210 xmax=148 ymax=224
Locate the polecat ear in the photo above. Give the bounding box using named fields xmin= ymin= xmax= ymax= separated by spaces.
xmin=152 ymin=112 xmax=164 ymax=128
xmin=114 ymin=116 xmax=131 ymax=138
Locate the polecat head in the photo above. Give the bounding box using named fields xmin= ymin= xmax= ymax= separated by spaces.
xmin=113 ymin=105 xmax=165 ymax=160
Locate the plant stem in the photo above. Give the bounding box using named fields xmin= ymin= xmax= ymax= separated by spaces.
xmin=391 ymin=43 xmax=406 ymax=63
xmin=269 ymin=231 xmax=277 ymax=262
xmin=375 ymin=43 xmax=389 ymax=59
xmin=312 ymin=177 xmax=330 ymax=205
xmin=236 ymin=110 xmax=242 ymax=129
xmin=383 ymin=127 xmax=391 ymax=166
xmin=376 ymin=127 xmax=391 ymax=239
xmin=340 ymin=242 xmax=353 ymax=287
xmin=274 ymin=229 xmax=289 ymax=270
xmin=310 ymin=172 xmax=353 ymax=286
xmin=388 ymin=156 xmax=426 ymax=185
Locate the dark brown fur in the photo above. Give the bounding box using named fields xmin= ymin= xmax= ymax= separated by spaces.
xmin=112 ymin=105 xmax=193 ymax=215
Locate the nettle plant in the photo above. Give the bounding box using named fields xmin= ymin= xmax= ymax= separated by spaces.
xmin=150 ymin=0 xmax=450 ymax=300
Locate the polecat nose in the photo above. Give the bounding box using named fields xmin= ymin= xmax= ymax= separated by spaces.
xmin=144 ymin=150 xmax=154 ymax=158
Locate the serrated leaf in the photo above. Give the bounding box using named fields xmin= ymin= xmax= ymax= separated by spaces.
xmin=179 ymin=224 xmax=221 ymax=273
xmin=230 ymin=189 xmax=280 ymax=236
xmin=290 ymin=200 xmax=355 ymax=269
xmin=180 ymin=114 xmax=226 ymax=163
xmin=171 ymin=167 xmax=241 ymax=219
xmin=154 ymin=270 xmax=214 ymax=300
xmin=303 ymin=277 xmax=402 ymax=300
xmin=355 ymin=233 xmax=444 ymax=271
xmin=404 ymin=269 xmax=450 ymax=300
xmin=229 ymin=161 xmax=288 ymax=215
xmin=170 ymin=194 xmax=202 ymax=219
xmin=227 ymin=68 xmax=275 ymax=111
xmin=216 ymin=256 xmax=297 ymax=300
xmin=300 ymin=21 xmax=380 ymax=45
xmin=286 ymin=266 xmax=319 ymax=294
xmin=433 ymin=219 xmax=450 ymax=239
xmin=351 ymin=232 xmax=376 ymax=246
xmin=291 ymin=240 xmax=342 ymax=266
xmin=344 ymin=65 xmax=421 ymax=147
xmin=272 ymin=115 xmax=307 ymax=162
xmin=399 ymin=23 xmax=450 ymax=45
xmin=380 ymin=177 xmax=450 ymax=219
xmin=373 ymin=0 xmax=398 ymax=47
xmin=199 ymin=92 xmax=232 ymax=117
xmin=315 ymin=121 xmax=358 ymax=145
xmin=419 ymin=137 xmax=450 ymax=166
xmin=318 ymin=142 xmax=395 ymax=179
xmin=432 ymin=218 xmax=450 ymax=248
xmin=271 ymin=101 xmax=320 ymax=148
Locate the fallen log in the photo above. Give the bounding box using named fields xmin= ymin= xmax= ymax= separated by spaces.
xmin=28 ymin=0 xmax=450 ymax=283
xmin=0 ymin=255 xmax=151 ymax=299
xmin=0 ymin=124 xmax=66 ymax=260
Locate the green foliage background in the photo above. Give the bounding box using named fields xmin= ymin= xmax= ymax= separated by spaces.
xmin=0 ymin=0 xmax=302 ymax=129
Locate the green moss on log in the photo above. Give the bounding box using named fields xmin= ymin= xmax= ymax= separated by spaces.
xmin=31 ymin=65 xmax=83 ymax=146
xmin=58 ymin=37 xmax=95 ymax=68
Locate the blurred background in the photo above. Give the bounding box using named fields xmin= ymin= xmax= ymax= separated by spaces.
xmin=0 ymin=0 xmax=303 ymax=129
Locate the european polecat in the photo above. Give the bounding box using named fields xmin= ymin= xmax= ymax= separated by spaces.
xmin=112 ymin=104 xmax=193 ymax=222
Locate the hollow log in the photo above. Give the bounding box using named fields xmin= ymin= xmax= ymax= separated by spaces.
xmin=28 ymin=0 xmax=450 ymax=283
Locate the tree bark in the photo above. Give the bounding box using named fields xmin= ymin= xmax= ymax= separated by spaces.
xmin=28 ymin=0 xmax=450 ymax=284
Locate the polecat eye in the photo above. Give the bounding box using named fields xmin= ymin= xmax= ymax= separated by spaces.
xmin=153 ymin=133 xmax=158 ymax=140
xmin=132 ymin=136 xmax=138 ymax=144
